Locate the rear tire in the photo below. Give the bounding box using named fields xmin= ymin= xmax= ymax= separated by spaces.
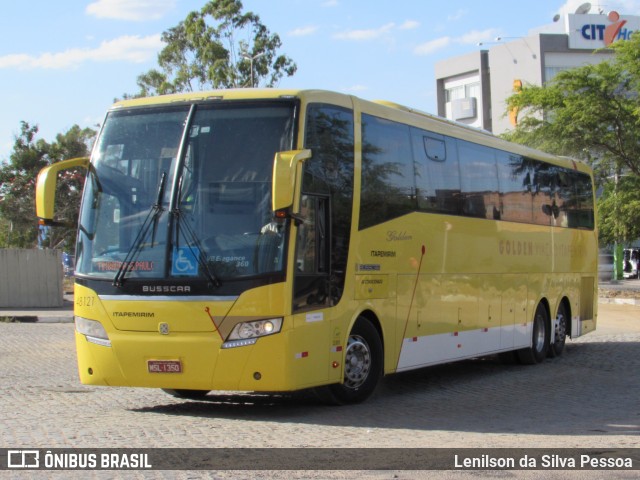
xmin=548 ymin=303 xmax=568 ymax=358
xmin=517 ymin=303 xmax=549 ymax=364
xmin=162 ymin=389 xmax=210 ymax=400
xmin=314 ymin=317 xmax=383 ymax=405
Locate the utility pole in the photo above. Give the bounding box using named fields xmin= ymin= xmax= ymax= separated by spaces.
xmin=242 ymin=52 xmax=266 ymax=87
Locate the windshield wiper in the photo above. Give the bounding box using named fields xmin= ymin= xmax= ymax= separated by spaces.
xmin=113 ymin=172 xmax=167 ymax=287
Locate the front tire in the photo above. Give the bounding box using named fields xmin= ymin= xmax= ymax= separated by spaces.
xmin=315 ymin=317 xmax=383 ymax=405
xmin=517 ymin=303 xmax=550 ymax=364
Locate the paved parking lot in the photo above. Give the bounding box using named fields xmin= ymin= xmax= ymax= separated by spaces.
xmin=1 ymin=302 xmax=639 ymax=479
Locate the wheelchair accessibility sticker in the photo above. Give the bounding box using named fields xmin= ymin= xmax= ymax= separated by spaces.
xmin=171 ymin=246 xmax=199 ymax=276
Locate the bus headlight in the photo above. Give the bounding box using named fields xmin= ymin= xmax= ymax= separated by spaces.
xmin=75 ymin=316 xmax=111 ymax=347
xmin=222 ymin=318 xmax=283 ymax=349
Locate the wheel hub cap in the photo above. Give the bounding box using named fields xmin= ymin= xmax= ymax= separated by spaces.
xmin=343 ymin=335 xmax=371 ymax=389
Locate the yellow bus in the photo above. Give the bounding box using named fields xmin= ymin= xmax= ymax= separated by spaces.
xmin=36 ymin=89 xmax=597 ymax=404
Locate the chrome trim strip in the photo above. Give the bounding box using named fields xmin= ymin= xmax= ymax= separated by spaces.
xmin=85 ymin=335 xmax=112 ymax=347
xmin=98 ymin=295 xmax=238 ymax=302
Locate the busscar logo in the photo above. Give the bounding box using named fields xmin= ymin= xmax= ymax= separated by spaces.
xmin=8 ymin=450 xmax=39 ymax=468
xmin=142 ymin=285 xmax=191 ymax=293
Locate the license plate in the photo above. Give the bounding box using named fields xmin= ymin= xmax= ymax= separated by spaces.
xmin=147 ymin=360 xmax=182 ymax=373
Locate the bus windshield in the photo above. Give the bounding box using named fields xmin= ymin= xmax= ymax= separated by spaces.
xmin=76 ymin=101 xmax=296 ymax=284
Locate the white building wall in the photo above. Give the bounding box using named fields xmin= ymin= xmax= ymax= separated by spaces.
xmin=489 ymin=37 xmax=543 ymax=135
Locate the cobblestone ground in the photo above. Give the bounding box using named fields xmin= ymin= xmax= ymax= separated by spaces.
xmin=1 ymin=303 xmax=639 ymax=479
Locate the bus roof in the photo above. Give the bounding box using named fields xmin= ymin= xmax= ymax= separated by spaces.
xmin=111 ymin=88 xmax=309 ymax=108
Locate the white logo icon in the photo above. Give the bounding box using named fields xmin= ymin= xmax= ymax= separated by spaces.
xmin=8 ymin=450 xmax=39 ymax=468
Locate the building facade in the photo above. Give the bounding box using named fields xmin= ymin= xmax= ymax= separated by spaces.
xmin=435 ymin=9 xmax=640 ymax=135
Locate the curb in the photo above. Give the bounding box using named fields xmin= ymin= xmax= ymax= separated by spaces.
xmin=0 ymin=310 xmax=74 ymax=324
xmin=36 ymin=315 xmax=75 ymax=323
xmin=0 ymin=314 xmax=74 ymax=324
xmin=598 ymin=297 xmax=640 ymax=306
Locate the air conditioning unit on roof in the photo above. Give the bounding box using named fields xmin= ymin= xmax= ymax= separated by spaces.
xmin=451 ymin=97 xmax=477 ymax=120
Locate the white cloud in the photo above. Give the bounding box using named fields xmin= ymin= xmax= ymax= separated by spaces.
xmin=332 ymin=20 xmax=420 ymax=42
xmin=447 ymin=9 xmax=468 ymax=22
xmin=412 ymin=28 xmax=500 ymax=56
xmin=399 ymin=20 xmax=420 ymax=30
xmin=344 ymin=85 xmax=368 ymax=92
xmin=414 ymin=37 xmax=451 ymax=55
xmin=322 ymin=0 xmax=339 ymax=6
xmin=289 ymin=26 xmax=319 ymax=37
xmin=556 ymin=0 xmax=595 ymax=16
xmin=333 ymin=23 xmax=396 ymax=41
xmin=556 ymin=0 xmax=640 ymax=16
xmin=86 ymin=0 xmax=176 ymax=21
xmin=0 ymin=34 xmax=163 ymax=70
xmin=616 ymin=0 xmax=640 ymax=14
xmin=456 ymin=28 xmax=500 ymax=45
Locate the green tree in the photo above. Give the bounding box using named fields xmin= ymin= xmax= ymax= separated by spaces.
xmin=130 ymin=0 xmax=296 ymax=97
xmin=504 ymin=49 xmax=639 ymax=178
xmin=598 ymin=175 xmax=640 ymax=245
xmin=0 ymin=216 xmax=12 ymax=247
xmin=503 ymin=34 xmax=640 ymax=246
xmin=0 ymin=122 xmax=95 ymax=250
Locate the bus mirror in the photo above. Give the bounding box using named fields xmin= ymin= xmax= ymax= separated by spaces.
xmin=36 ymin=157 xmax=90 ymax=225
xmin=272 ymin=149 xmax=312 ymax=212
xmin=541 ymin=203 xmax=560 ymax=219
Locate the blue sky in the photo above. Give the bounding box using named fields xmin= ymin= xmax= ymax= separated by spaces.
xmin=2 ymin=0 xmax=640 ymax=161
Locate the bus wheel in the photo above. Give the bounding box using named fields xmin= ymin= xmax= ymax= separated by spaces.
xmin=315 ymin=317 xmax=383 ymax=405
xmin=517 ymin=303 xmax=549 ymax=365
xmin=162 ymin=389 xmax=210 ymax=400
xmin=548 ymin=303 xmax=568 ymax=358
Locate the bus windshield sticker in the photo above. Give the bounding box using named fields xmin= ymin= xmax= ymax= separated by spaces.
xmin=306 ymin=312 xmax=324 ymax=323
xmin=171 ymin=246 xmax=199 ymax=276
xmin=358 ymin=264 xmax=381 ymax=271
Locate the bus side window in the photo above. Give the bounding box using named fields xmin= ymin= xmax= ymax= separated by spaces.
xmin=456 ymin=139 xmax=500 ymax=219
xmin=424 ymin=135 xmax=446 ymax=161
xmin=297 ymin=103 xmax=354 ymax=310
xmin=568 ymin=170 xmax=595 ymax=229
xmin=411 ymin=129 xmax=461 ymax=215
xmin=295 ymin=194 xmax=330 ymax=274
xmin=497 ymin=152 xmax=531 ymax=223
xmin=360 ymin=114 xmax=415 ymax=229
xmin=293 ymin=194 xmax=331 ymax=310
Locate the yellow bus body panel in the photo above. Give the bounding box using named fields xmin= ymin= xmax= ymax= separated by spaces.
xmin=74 ymin=282 xmax=339 ymax=392
xmin=351 ymin=210 xmax=597 ymax=371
